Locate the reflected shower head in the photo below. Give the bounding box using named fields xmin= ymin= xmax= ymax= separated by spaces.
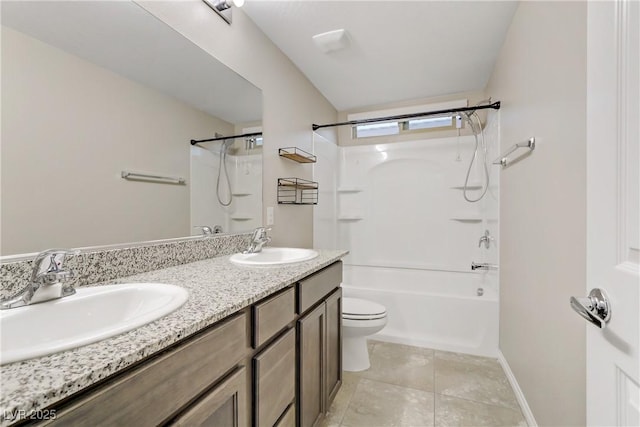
xmin=220 ymin=139 xmax=234 ymax=152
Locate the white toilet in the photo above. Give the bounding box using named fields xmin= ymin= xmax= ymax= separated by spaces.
xmin=342 ymin=297 xmax=388 ymax=372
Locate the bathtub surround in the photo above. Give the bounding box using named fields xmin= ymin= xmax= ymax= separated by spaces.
xmin=486 ymin=2 xmax=587 ymax=425
xmin=319 ymin=131 xmax=500 ymax=357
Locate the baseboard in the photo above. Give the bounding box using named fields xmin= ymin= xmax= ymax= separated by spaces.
xmin=497 ymin=350 xmax=538 ymax=427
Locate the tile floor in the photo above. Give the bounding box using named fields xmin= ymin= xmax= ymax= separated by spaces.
xmin=321 ymin=340 xmax=527 ymax=427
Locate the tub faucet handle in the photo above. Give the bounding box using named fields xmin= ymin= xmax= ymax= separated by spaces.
xmin=478 ymin=230 xmax=493 ymax=249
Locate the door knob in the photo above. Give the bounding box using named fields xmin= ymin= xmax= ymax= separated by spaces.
xmin=570 ymin=288 xmax=611 ymax=329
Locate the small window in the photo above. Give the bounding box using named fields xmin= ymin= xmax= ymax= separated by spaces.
xmin=404 ymin=116 xmax=453 ymax=131
xmin=353 ymin=122 xmax=400 ymax=138
xmin=353 ymin=115 xmax=459 ymax=139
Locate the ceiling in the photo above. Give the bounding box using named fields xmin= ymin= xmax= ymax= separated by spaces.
xmin=244 ymin=1 xmax=518 ymax=111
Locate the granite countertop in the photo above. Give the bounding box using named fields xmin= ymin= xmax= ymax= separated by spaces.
xmin=0 ymin=249 xmax=347 ymax=424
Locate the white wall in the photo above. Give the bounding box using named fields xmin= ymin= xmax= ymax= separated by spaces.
xmin=1 ymin=26 xmax=232 ymax=254
xmin=138 ymin=2 xmax=338 ymax=248
xmin=486 ymin=2 xmax=587 ymax=425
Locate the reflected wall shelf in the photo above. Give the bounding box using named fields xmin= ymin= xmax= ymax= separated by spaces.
xmin=231 ymin=192 xmax=252 ymax=197
xmin=337 ymin=215 xmax=363 ymax=221
xmin=337 ymin=187 xmax=364 ymax=193
xmin=277 ymin=178 xmax=318 ymax=205
xmin=450 ymin=184 xmax=483 ymax=190
xmin=278 ymin=147 xmax=317 ymax=164
xmin=230 ymin=215 xmax=254 ymax=221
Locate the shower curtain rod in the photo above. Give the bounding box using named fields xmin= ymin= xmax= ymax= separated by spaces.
xmin=190 ymin=131 xmax=262 ymax=146
xmin=311 ymin=101 xmax=501 ymax=131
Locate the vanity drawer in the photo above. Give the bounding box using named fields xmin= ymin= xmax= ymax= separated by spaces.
xmin=253 ymin=328 xmax=296 ymax=427
xmin=297 ymin=261 xmax=342 ymax=314
xmin=44 ymin=312 xmax=249 ymax=427
xmin=253 ymin=286 xmax=295 ymax=348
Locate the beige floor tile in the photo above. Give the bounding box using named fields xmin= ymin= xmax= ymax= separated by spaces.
xmin=434 ymin=352 xmax=519 ymax=410
xmin=341 ymin=378 xmax=435 ymax=427
xmin=321 ymin=372 xmax=362 ymax=426
xmin=359 ymin=341 xmax=435 ymax=392
xmin=435 ymin=394 xmax=527 ymax=427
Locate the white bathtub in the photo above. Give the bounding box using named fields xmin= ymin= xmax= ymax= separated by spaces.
xmin=342 ymin=265 xmax=499 ymax=357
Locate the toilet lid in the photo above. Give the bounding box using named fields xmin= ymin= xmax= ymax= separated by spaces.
xmin=343 ymin=297 xmax=387 ymax=320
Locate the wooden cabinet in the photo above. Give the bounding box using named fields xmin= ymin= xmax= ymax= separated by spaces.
xmin=43 ymin=312 xmax=249 ymax=427
xmin=32 ymin=261 xmax=344 ymax=427
xmin=254 ymin=328 xmax=296 ymax=427
xmin=325 ymin=289 xmax=343 ymax=405
xmin=297 ymin=262 xmax=343 ymax=427
xmin=171 ymin=367 xmax=247 ymax=427
xmin=298 ymin=303 xmax=326 ymax=427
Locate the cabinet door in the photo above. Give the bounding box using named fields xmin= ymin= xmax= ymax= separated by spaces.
xmin=254 ymin=328 xmax=296 ymax=427
xmin=172 ymin=366 xmax=247 ymax=427
xmin=297 ymin=303 xmax=326 ymax=427
xmin=325 ymin=288 xmax=342 ymax=408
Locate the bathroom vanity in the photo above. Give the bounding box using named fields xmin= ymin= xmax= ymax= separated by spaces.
xmin=0 ymin=248 xmax=347 ymax=427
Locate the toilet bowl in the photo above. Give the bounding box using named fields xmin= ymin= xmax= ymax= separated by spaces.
xmin=342 ymin=297 xmax=387 ymax=372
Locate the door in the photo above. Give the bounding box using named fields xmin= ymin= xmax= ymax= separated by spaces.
xmin=585 ymin=1 xmax=639 ymax=425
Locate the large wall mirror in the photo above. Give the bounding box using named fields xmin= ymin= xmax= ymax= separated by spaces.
xmin=1 ymin=1 xmax=263 ymax=256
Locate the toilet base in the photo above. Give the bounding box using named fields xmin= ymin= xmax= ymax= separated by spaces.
xmin=342 ymin=336 xmax=371 ymax=372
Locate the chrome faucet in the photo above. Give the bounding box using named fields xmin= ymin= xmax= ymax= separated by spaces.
xmin=471 ymin=262 xmax=498 ymax=271
xmin=0 ymin=249 xmax=79 ymax=310
xmin=243 ymin=227 xmax=271 ymax=254
xmin=193 ymin=225 xmax=223 ymax=236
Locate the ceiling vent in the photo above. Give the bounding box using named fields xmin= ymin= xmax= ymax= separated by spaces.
xmin=312 ymin=29 xmax=350 ymax=53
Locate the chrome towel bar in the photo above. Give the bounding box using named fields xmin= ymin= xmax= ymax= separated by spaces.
xmin=493 ymin=137 xmax=535 ymax=167
xmin=121 ymin=171 xmax=186 ymax=185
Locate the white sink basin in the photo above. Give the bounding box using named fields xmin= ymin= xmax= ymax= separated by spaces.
xmin=230 ymin=247 xmax=319 ymax=266
xmin=0 ymin=283 xmax=188 ymax=365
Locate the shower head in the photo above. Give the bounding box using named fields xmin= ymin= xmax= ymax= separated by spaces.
xmin=220 ymin=139 xmax=234 ymax=152
xmin=464 ymin=98 xmax=493 ymax=117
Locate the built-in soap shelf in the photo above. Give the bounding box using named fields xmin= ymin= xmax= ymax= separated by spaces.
xmin=277 ymin=178 xmax=318 ymax=205
xmin=230 ymin=214 xmax=254 ymax=221
xmin=278 ymin=147 xmax=317 ymax=164
xmin=449 ymin=184 xmax=484 ymax=190
xmin=337 ymin=215 xmax=364 ymax=221
xmin=450 ymin=212 xmax=483 ymax=223
xmin=337 ymin=187 xmax=364 ymax=193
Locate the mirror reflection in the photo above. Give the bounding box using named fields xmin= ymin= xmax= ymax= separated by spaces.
xmin=1 ymin=1 xmax=263 ymax=256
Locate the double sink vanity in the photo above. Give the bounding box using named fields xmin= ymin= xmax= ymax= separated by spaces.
xmin=0 ymin=238 xmax=347 ymax=427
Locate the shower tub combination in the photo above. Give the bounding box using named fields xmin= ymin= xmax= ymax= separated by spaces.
xmin=341 ymin=264 xmax=499 ymax=357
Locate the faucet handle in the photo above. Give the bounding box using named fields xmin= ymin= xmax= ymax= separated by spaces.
xmin=194 ymin=225 xmax=213 ymax=235
xmin=31 ymin=249 xmax=79 ymax=282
